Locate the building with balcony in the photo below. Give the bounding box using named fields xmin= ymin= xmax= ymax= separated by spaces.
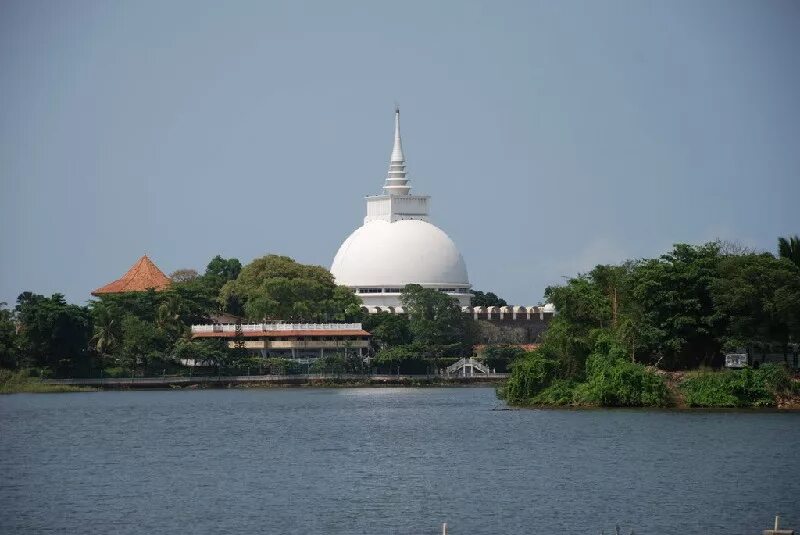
xmin=191 ymin=322 xmax=371 ymax=362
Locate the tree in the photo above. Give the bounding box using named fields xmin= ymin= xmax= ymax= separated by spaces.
xmin=470 ymin=290 xmax=507 ymax=307
xmin=481 ymin=344 xmax=526 ymax=372
xmin=169 ymin=269 xmax=199 ymax=283
xmin=118 ymin=315 xmax=168 ymax=375
xmin=15 ymin=293 xmax=91 ymax=375
xmin=373 ymin=345 xmax=419 ymax=374
xmin=0 ymin=303 xmax=18 ymax=369
xmin=155 ymin=292 xmax=187 ymax=340
xmin=711 ymin=253 xmax=800 ymax=355
xmin=205 ymin=255 xmax=242 ymax=283
xmin=363 ymin=312 xmax=412 ymax=349
xmin=628 ymin=243 xmax=723 ymax=368
xmin=220 ymin=255 xmax=359 ymax=322
xmin=778 ymin=235 xmax=800 ymax=270
xmin=400 ymin=284 xmax=472 ymax=356
xmin=89 ymin=301 xmax=122 ymax=358
xmin=173 ymin=337 xmax=230 ymax=368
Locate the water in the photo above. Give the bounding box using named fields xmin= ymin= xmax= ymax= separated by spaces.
xmin=0 ymin=388 xmax=797 ymax=534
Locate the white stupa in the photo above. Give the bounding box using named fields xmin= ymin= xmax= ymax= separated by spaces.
xmin=331 ymin=108 xmax=472 ymax=307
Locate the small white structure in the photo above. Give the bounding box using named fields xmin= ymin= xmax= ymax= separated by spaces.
xmin=445 ymin=358 xmax=491 ymax=377
xmin=331 ymin=108 xmax=471 ymax=307
xmin=725 ymin=352 xmax=748 ymax=368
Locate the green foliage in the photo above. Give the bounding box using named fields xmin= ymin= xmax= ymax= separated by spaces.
xmin=575 ymin=355 xmax=670 ymax=408
xmin=0 ymin=303 xmax=19 ymax=369
xmin=101 ymin=366 xmax=129 ymax=378
xmin=262 ymin=358 xmax=303 ymax=375
xmin=363 ymin=312 xmax=412 ymax=349
xmin=629 ymin=243 xmax=723 ymax=368
xmin=373 ymin=345 xmax=419 ymax=373
xmin=503 ymin=352 xmax=560 ymax=404
xmin=0 ymin=369 xmax=93 ymax=394
xmin=533 ymin=379 xmax=578 ymax=406
xmin=173 ymin=338 xmax=229 ymax=366
xmin=15 ymin=292 xmax=91 ymax=375
xmin=503 ymin=332 xmax=670 ymax=407
xmin=401 ymin=284 xmax=472 ymax=356
xmin=470 ymin=290 xmax=507 ymax=307
xmin=220 ymin=255 xmax=360 ymax=322
xmin=534 ymin=241 xmax=800 ymax=376
xmin=481 ymin=344 xmax=526 ymax=373
xmin=680 ymin=364 xmax=794 ymax=407
xmin=89 ymin=301 xmax=122 ymax=356
xmin=118 ymin=315 xmax=168 ymax=372
xmin=778 ymin=235 xmax=800 ymax=270
xmin=711 ymin=253 xmax=800 ymax=351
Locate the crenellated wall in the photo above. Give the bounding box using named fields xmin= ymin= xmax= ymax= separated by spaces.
xmin=360 ymin=305 xmax=555 ymax=344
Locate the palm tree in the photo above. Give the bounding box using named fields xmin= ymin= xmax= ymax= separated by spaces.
xmin=156 ymin=293 xmax=185 ymax=338
xmin=778 ymin=235 xmax=800 ymax=269
xmin=90 ymin=303 xmax=121 ymax=357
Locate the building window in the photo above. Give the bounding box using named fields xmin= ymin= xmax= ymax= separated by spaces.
xmin=357 ymin=288 xmax=382 ymax=294
xmin=383 ymin=288 xmax=402 ymax=293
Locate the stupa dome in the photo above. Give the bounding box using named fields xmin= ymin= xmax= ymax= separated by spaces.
xmin=330 ymin=108 xmax=471 ymax=307
xmin=331 ymin=219 xmax=469 ymax=289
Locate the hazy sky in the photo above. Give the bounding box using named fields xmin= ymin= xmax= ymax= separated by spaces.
xmin=1 ymin=0 xmax=798 ymax=307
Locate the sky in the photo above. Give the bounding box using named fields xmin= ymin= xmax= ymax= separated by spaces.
xmin=1 ymin=0 xmax=798 ymax=307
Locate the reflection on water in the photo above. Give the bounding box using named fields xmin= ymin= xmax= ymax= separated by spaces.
xmin=1 ymin=388 xmax=798 ymax=534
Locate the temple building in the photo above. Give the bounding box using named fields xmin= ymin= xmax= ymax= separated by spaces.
xmin=92 ymin=255 xmax=171 ymax=296
xmin=330 ymin=108 xmax=472 ymax=307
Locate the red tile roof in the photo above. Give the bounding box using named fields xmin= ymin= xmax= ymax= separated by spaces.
xmin=192 ymin=330 xmax=370 ymax=339
xmin=92 ymin=255 xmax=171 ymax=296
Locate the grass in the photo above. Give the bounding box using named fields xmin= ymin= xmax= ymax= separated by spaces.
xmin=0 ymin=369 xmax=95 ymax=394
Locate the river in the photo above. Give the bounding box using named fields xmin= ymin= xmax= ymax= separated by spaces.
xmin=0 ymin=387 xmax=797 ymax=534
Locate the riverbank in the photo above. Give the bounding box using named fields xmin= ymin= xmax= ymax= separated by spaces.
xmin=39 ymin=373 xmax=509 ymax=391
xmin=503 ymin=367 xmax=800 ymax=410
xmin=0 ymin=370 xmax=96 ymax=394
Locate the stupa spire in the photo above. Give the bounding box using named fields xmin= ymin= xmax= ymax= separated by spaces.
xmin=390 ymin=106 xmax=405 ymax=163
xmin=383 ymin=106 xmax=411 ymax=195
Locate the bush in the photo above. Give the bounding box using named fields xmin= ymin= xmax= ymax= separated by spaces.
xmin=533 ymin=379 xmax=578 ymax=406
xmin=503 ymin=352 xmax=560 ymax=404
xmin=574 ymin=356 xmax=670 ymax=407
xmin=102 ymin=366 xmax=129 ymax=378
xmin=680 ymin=364 xmax=793 ymax=407
xmin=0 ymin=368 xmax=92 ymax=394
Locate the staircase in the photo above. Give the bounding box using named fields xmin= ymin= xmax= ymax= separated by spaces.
xmin=445 ymin=357 xmax=491 ymax=376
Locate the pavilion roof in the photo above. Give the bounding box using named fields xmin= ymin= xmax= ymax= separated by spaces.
xmin=92 ymin=255 xmax=171 ymax=296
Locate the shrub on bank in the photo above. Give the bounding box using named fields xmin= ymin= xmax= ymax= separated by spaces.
xmin=532 ymin=379 xmax=578 ymax=406
xmin=679 ymin=364 xmax=794 ymax=407
xmin=501 ymin=333 xmax=670 ymax=407
xmin=573 ymin=356 xmax=670 ymax=407
xmin=0 ymin=369 xmax=93 ymax=394
xmin=502 ymin=352 xmax=560 ymax=404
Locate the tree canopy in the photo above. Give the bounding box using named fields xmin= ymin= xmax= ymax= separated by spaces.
xmin=503 ymin=240 xmax=800 ymax=406
xmin=778 ymin=235 xmax=800 ymax=270
xmin=219 ymin=255 xmax=361 ymax=322
xmin=470 ymin=290 xmax=507 ymax=307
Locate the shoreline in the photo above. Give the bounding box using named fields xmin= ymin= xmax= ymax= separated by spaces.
xmin=34 ymin=374 xmax=509 ymax=392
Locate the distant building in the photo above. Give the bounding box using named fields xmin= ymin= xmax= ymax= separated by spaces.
xmin=92 ymin=255 xmax=171 ymax=296
xmin=330 ymin=108 xmax=472 ymax=307
xmin=191 ymin=322 xmax=371 ymax=361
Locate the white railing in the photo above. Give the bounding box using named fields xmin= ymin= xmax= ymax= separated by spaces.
xmin=446 ymin=358 xmax=491 ymax=376
xmin=191 ymin=323 xmax=362 ymax=334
